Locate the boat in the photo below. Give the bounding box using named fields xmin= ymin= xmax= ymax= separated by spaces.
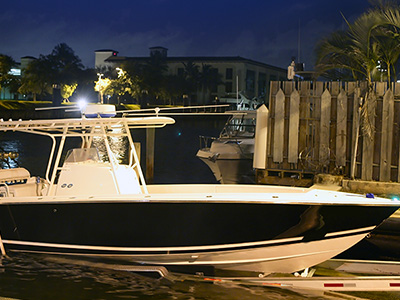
xmin=219 ymin=91 xmax=263 ymax=111
xmin=196 ymin=110 xmax=256 ymax=183
xmin=0 ymin=105 xmax=398 ymax=276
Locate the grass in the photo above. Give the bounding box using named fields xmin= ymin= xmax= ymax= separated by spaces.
xmin=0 ymin=100 xmax=53 ymax=110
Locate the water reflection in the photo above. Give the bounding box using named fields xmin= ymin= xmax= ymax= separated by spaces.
xmin=0 ymin=140 xmax=22 ymax=169
xmin=0 ymin=253 xmax=332 ymax=300
xmin=91 ymin=126 xmax=129 ymax=165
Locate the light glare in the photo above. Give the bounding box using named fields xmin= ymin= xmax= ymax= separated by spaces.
xmin=77 ymin=99 xmax=87 ymax=110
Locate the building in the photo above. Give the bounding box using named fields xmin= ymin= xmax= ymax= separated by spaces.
xmin=95 ymin=47 xmax=287 ymax=105
xmin=0 ymin=56 xmax=36 ymax=100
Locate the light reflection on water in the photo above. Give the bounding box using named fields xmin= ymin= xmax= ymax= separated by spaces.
xmin=0 ymin=139 xmax=22 ymax=169
xmin=91 ymin=126 xmax=129 ymax=165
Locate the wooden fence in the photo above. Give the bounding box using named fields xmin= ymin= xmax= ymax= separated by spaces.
xmin=258 ymin=81 xmax=400 ymax=183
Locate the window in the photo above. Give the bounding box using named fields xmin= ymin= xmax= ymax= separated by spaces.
xmin=226 ymin=68 xmax=233 ymax=80
xmin=246 ymin=70 xmax=255 ymax=94
xmin=258 ymin=73 xmax=267 ymax=97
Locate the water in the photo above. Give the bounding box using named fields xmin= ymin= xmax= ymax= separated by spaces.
xmin=0 ymin=116 xmax=396 ymax=299
xmin=0 ymin=253 xmax=340 ymax=300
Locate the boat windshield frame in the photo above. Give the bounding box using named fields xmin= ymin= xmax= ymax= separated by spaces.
xmin=0 ymin=116 xmax=175 ymax=195
xmin=219 ymin=111 xmax=256 ymax=139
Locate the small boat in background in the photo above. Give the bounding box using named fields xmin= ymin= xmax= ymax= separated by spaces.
xmin=0 ymin=104 xmax=397 ymax=276
xmin=197 ymin=110 xmax=256 ymax=183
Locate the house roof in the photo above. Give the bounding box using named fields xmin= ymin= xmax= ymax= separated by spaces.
xmin=95 ymin=49 xmax=118 ymax=53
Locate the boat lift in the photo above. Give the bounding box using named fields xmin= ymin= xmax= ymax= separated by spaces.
xmin=171 ymin=259 xmax=400 ymax=292
xmin=36 ymin=256 xmax=400 ymax=294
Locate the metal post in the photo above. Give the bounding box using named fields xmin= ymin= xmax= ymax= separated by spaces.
xmin=0 ymin=233 xmax=6 ymax=256
xmin=146 ymin=128 xmax=155 ymax=183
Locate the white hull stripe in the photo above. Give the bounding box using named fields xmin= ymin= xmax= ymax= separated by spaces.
xmin=2 ymin=226 xmax=375 ymax=253
xmin=10 ymin=248 xmax=338 ymax=266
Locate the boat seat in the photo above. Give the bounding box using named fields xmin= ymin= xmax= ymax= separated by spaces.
xmin=0 ymin=167 xmax=30 ymax=184
xmin=0 ymin=176 xmax=46 ymax=197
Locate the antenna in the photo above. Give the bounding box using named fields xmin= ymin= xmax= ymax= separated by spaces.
xmin=298 ymin=19 xmax=301 ymax=64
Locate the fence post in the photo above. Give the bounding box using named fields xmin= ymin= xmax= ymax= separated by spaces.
xmin=361 ymin=88 xmax=377 ymax=181
xmin=380 ymin=88 xmax=394 ymax=181
xmin=273 ymin=89 xmax=285 ymax=163
xmin=320 ymin=89 xmax=331 ymax=169
xmin=288 ymin=89 xmax=300 ymax=164
xmin=336 ymin=89 xmax=347 ymax=168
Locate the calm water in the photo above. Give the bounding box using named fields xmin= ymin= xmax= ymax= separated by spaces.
xmin=0 ymin=253 xmax=337 ymax=300
xmin=0 ymin=116 xmax=396 ymax=299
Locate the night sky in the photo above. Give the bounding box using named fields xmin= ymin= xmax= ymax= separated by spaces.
xmin=1 ymin=0 xmax=370 ymax=69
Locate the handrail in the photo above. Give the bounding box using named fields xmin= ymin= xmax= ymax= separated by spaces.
xmin=0 ymin=183 xmax=10 ymax=197
xmin=0 ymin=116 xmax=172 ymax=196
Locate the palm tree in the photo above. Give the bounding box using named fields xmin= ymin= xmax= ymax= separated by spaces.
xmin=314 ymin=4 xmax=400 ymax=178
xmin=142 ymin=52 xmax=169 ymax=104
xmin=315 ymin=12 xmax=384 ymax=84
xmin=315 ymin=4 xmax=400 ymax=84
xmin=182 ymin=60 xmax=200 ymax=102
xmin=197 ymin=64 xmax=222 ymax=104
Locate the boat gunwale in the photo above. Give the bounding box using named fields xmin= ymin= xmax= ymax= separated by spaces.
xmin=0 ymin=193 xmax=397 ymax=206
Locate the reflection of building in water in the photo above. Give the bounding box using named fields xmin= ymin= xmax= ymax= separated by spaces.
xmin=91 ymin=126 xmax=129 ymax=164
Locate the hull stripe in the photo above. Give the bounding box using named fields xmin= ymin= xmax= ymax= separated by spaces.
xmin=3 ymin=226 xmax=375 ymax=255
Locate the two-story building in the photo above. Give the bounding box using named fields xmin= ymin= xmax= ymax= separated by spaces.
xmin=95 ymin=47 xmax=287 ymax=105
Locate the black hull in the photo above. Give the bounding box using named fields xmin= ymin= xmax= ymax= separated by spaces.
xmin=0 ymin=200 xmax=396 ymax=274
xmin=0 ymin=201 xmax=395 ymax=248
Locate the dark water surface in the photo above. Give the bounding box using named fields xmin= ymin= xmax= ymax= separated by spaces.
xmin=0 ymin=253 xmax=339 ymax=300
xmin=0 ymin=116 xmax=397 ymax=299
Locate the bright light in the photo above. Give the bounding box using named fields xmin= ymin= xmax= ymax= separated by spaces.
xmin=116 ymin=67 xmax=125 ymax=78
xmin=77 ymin=99 xmax=88 ymax=110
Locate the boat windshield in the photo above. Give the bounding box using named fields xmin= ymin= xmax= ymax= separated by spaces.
xmin=64 ymin=148 xmax=101 ymax=163
xmin=220 ymin=115 xmax=256 ymax=138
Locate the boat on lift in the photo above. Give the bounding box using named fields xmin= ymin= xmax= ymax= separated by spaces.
xmin=197 ymin=92 xmax=260 ymax=184
xmin=196 ymin=110 xmax=256 ymax=183
xmin=0 ymin=104 xmax=398 ymax=276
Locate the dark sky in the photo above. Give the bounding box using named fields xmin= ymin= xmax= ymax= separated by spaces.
xmin=1 ymin=0 xmax=371 ymax=69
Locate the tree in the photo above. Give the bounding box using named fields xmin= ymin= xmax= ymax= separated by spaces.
xmin=314 ymin=2 xmax=400 ymax=178
xmin=94 ymin=73 xmax=111 ymax=104
xmin=182 ymin=60 xmax=200 ymax=103
xmin=0 ymin=55 xmax=15 ymax=78
xmin=0 ymin=55 xmax=17 ymax=96
xmin=19 ymin=57 xmax=53 ymax=101
xmin=48 ymin=43 xmax=85 ymax=85
xmin=19 ymin=43 xmax=87 ymax=102
xmin=315 ymin=3 xmax=400 ymax=84
xmin=105 ymin=67 xmax=141 ymax=104
xmin=61 ymin=83 xmax=78 ymax=101
xmin=120 ymin=57 xmax=169 ymax=106
xmin=142 ymin=52 xmax=169 ymax=103
xmin=198 ymin=64 xmax=223 ymax=104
